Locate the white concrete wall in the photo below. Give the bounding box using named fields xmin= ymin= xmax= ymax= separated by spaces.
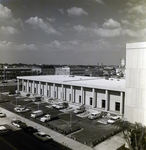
xmin=96 ymin=90 xmax=105 ymax=108
xmin=84 ymin=89 xmax=92 ymax=106
xmin=65 ymin=86 xmax=71 ymax=101
xmin=74 ymin=87 xmax=81 ymax=103
xmin=125 ymin=42 xmax=146 ymax=125
xmin=109 ymin=91 xmax=120 ymax=111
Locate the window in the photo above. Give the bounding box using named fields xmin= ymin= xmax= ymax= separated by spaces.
xmin=79 ymin=96 xmax=81 ymax=103
xmin=115 ymin=102 xmax=120 ymax=111
xmin=102 ymin=100 xmax=106 ymax=108
xmin=34 ymin=88 xmax=36 ymax=93
xmin=90 ymin=97 xmax=92 ymax=105
xmin=47 ymin=90 xmax=49 ymax=96
xmin=40 ymin=89 xmax=42 ymax=95
xmin=29 ymin=87 xmax=31 ymax=92
xmin=24 ymin=86 xmax=25 ymax=91
xmin=54 ymin=91 xmax=56 ymax=98
xmin=69 ymin=94 xmax=71 ymax=101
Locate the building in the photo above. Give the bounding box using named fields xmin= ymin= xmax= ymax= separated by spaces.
xmin=17 ymin=75 xmax=125 ymax=115
xmin=69 ymin=65 xmax=86 ymax=76
xmin=125 ymin=42 xmax=146 ymax=125
xmin=0 ymin=68 xmax=32 ymax=80
xmin=41 ymin=65 xmax=55 ymax=75
xmin=55 ymin=66 xmax=70 ymax=75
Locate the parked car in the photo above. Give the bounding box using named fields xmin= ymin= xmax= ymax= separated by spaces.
xmin=31 ymin=110 xmax=43 ymax=118
xmin=107 ymin=116 xmax=121 ymax=124
xmin=40 ymin=114 xmax=51 ymax=122
xmin=0 ymin=112 xmax=6 ymax=118
xmin=23 ymin=126 xmax=38 ymax=134
xmin=55 ymin=103 xmax=67 ymax=109
xmin=11 ymin=120 xmax=27 ymax=128
xmin=73 ymin=105 xmax=85 ymax=114
xmin=0 ymin=126 xmax=9 ymax=135
xmin=14 ymin=106 xmax=30 ymax=113
xmin=33 ymin=132 xmax=52 ymax=142
xmin=88 ymin=112 xmax=102 ymax=120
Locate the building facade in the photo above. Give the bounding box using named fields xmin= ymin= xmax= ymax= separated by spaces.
xmin=17 ymin=75 xmax=125 ymax=115
xmin=125 ymin=42 xmax=146 ymax=125
xmin=55 ymin=66 xmax=70 ymax=75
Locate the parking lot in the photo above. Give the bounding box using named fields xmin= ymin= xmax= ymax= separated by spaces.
xmin=0 ymin=85 xmax=122 ymax=148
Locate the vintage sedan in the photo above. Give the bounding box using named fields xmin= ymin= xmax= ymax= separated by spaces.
xmin=11 ymin=120 xmax=27 ymax=128
xmin=33 ymin=132 xmax=52 ymax=142
xmin=0 ymin=126 xmax=9 ymax=135
xmin=0 ymin=112 xmax=6 ymax=118
xmin=14 ymin=106 xmax=30 ymax=113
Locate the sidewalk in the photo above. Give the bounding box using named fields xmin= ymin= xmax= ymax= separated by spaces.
xmin=0 ymin=107 xmax=126 ymax=150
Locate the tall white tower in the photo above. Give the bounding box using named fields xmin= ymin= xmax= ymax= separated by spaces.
xmin=125 ymin=42 xmax=146 ymax=125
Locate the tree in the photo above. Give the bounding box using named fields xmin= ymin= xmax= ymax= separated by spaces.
xmin=114 ymin=119 xmax=146 ymax=150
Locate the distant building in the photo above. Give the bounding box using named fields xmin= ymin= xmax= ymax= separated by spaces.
xmin=0 ymin=68 xmax=32 ymax=80
xmin=41 ymin=65 xmax=55 ymax=75
xmin=70 ymin=66 xmax=85 ymax=76
xmin=55 ymin=66 xmax=70 ymax=75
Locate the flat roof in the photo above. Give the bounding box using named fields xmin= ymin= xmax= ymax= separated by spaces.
xmin=18 ymin=75 xmax=125 ymax=92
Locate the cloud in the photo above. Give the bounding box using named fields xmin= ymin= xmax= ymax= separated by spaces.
xmin=0 ymin=41 xmax=38 ymax=51
xmin=18 ymin=44 xmax=38 ymax=51
xmin=67 ymin=7 xmax=88 ymax=16
xmin=102 ymin=18 xmax=121 ymax=29
xmin=0 ymin=4 xmax=23 ymax=31
xmin=25 ymin=16 xmax=60 ymax=35
xmin=0 ymin=4 xmax=12 ymax=20
xmin=73 ymin=25 xmax=121 ymax=38
xmin=42 ymin=39 xmax=111 ymax=52
xmin=94 ymin=0 xmax=104 ymax=5
xmin=46 ymin=17 xmax=56 ymax=22
xmin=0 ymin=41 xmax=13 ymax=50
xmin=58 ymin=8 xmax=64 ymax=14
xmin=0 ymin=26 xmax=19 ymax=34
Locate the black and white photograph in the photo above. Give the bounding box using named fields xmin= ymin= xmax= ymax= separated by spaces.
xmin=0 ymin=0 xmax=146 ymax=150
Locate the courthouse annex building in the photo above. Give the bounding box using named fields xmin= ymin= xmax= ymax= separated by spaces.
xmin=17 ymin=75 xmax=125 ymax=115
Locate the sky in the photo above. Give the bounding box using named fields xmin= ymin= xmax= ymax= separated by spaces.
xmin=0 ymin=0 xmax=146 ymax=65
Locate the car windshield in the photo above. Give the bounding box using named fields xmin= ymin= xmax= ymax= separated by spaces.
xmin=91 ymin=114 xmax=96 ymax=116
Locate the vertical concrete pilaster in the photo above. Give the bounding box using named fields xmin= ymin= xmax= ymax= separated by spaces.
xmin=105 ymin=90 xmax=109 ymax=111
xmin=92 ymin=88 xmax=95 ymax=108
xmin=62 ymin=84 xmax=64 ymax=100
xmin=120 ymin=92 xmax=123 ymax=115
xmin=17 ymin=79 xmax=19 ymax=91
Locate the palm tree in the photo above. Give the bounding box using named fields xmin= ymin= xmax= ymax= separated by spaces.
xmin=114 ymin=119 xmax=146 ymax=150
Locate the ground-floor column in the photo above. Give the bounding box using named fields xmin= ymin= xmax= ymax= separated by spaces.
xmin=22 ymin=79 xmax=24 ymax=91
xmin=53 ymin=83 xmax=55 ymax=99
xmin=17 ymin=79 xmax=19 ymax=91
xmin=38 ymin=81 xmax=41 ymax=95
xmin=32 ymin=81 xmax=34 ymax=94
xmin=81 ymin=87 xmax=83 ymax=105
xmin=105 ymin=90 xmax=109 ymax=111
xmin=120 ymin=92 xmax=123 ymax=115
xmin=27 ymin=80 xmax=29 ymax=93
xmin=46 ymin=82 xmax=48 ymax=97
xmin=71 ymin=85 xmax=73 ymax=103
xmin=61 ymin=84 xmax=64 ymax=100
xmin=92 ymin=88 xmax=95 ymax=108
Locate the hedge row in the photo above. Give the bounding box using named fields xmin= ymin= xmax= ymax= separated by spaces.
xmin=91 ymin=128 xmax=122 ymax=147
